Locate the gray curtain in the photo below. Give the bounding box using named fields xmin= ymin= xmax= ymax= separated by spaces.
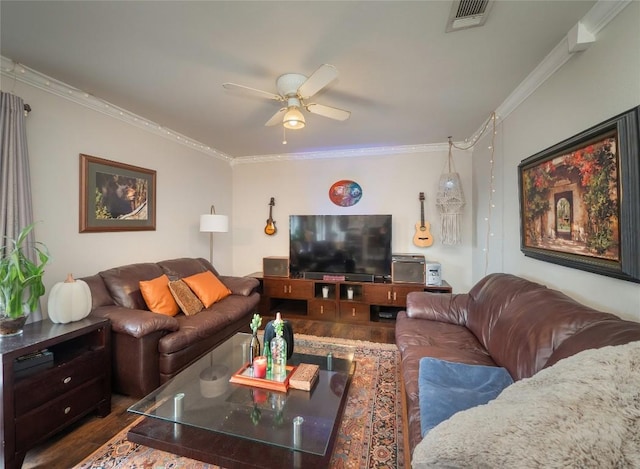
xmin=0 ymin=91 xmax=42 ymax=322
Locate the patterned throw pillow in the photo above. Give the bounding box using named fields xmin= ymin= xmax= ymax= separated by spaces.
xmin=168 ymin=279 xmax=204 ymax=316
xmin=182 ymin=270 xmax=232 ymax=308
xmin=139 ymin=274 xmax=180 ymax=316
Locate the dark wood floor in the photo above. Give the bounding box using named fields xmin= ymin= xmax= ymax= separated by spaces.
xmin=22 ymin=318 xmax=396 ymax=468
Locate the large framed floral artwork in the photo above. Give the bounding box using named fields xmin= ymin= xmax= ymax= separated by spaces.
xmin=518 ymin=106 xmax=639 ymax=283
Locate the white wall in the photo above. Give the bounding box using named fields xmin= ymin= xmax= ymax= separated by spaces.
xmin=0 ymin=81 xmax=233 ymax=316
xmin=473 ymin=1 xmax=640 ymax=321
xmin=231 ymin=150 xmax=474 ymax=292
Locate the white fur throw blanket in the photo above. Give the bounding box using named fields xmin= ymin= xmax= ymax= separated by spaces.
xmin=412 ymin=341 xmax=640 ymax=468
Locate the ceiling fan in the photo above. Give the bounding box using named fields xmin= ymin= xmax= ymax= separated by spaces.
xmin=223 ymin=64 xmax=351 ymax=131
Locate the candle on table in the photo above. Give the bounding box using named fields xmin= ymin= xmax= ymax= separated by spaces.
xmin=253 ymin=356 xmax=267 ymax=378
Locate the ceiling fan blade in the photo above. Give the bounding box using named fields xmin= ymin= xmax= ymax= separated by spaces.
xmin=297 ymin=64 xmax=338 ymax=99
xmin=223 ymin=82 xmax=283 ymax=101
xmin=265 ymin=107 xmax=286 ymax=126
xmin=306 ymin=103 xmax=351 ymax=121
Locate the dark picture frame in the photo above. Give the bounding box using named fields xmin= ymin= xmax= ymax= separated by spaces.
xmin=79 ymin=154 xmax=156 ymax=232
xmin=518 ymin=106 xmax=639 ymax=283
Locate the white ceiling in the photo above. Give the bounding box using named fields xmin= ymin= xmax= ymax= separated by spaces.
xmin=1 ymin=1 xmax=597 ymax=159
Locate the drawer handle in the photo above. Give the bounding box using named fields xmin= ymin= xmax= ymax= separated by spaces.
xmin=320 ymin=305 xmax=324 ymax=314
xmin=393 ymin=292 xmax=397 ymax=301
xmin=352 ymin=308 xmax=356 ymax=316
xmin=64 ymin=406 xmax=71 ymax=414
xmin=387 ymin=291 xmax=391 ymax=301
xmin=283 ymin=285 xmax=287 ymax=294
xmin=63 ymin=377 xmax=72 ymax=384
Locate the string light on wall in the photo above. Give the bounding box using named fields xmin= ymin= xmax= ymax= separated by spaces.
xmin=445 ymin=111 xmax=497 ymax=274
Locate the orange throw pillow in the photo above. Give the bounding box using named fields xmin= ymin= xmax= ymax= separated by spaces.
xmin=183 ymin=271 xmax=232 ymax=308
xmin=139 ymin=274 xmax=179 ymax=316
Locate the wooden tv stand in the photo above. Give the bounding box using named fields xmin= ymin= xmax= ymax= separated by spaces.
xmin=248 ymin=272 xmax=451 ymax=325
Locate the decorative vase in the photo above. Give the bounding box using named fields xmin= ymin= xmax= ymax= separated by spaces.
xmin=270 ymin=334 xmax=287 ymax=380
xmin=0 ymin=313 xmax=28 ymax=337
xmin=264 ymin=314 xmax=294 ymax=359
xmin=0 ymin=300 xmax=30 ymax=337
xmin=249 ymin=332 xmax=261 ymax=366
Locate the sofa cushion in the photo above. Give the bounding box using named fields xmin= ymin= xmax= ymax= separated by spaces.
xmin=486 ymin=288 xmax=618 ymax=380
xmin=418 ymin=358 xmax=513 ymax=437
xmin=183 ymin=271 xmax=231 ymax=308
xmin=100 ymin=262 xmax=165 ymax=309
xmin=158 ymin=293 xmax=258 ymax=355
xmin=412 ymin=341 xmax=640 ymax=468
xmin=139 ymin=274 xmax=180 ymax=316
xmin=158 ymin=257 xmax=215 ymax=279
xmin=169 ymin=279 xmax=204 ymax=315
xmin=464 ymin=273 xmax=545 ymax=352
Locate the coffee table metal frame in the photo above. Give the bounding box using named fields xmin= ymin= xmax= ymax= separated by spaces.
xmin=127 ymin=332 xmax=355 ymax=468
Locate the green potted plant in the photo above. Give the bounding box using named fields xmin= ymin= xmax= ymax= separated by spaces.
xmin=0 ymin=222 xmax=50 ymax=336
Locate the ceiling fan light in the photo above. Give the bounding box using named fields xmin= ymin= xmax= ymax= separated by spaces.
xmin=283 ymin=106 xmax=306 ymax=130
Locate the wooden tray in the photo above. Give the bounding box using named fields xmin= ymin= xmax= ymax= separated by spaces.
xmin=229 ymin=362 xmax=296 ymax=392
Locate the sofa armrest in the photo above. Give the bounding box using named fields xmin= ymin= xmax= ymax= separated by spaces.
xmin=90 ymin=305 xmax=180 ymax=338
xmin=219 ymin=276 xmax=260 ymax=297
xmin=405 ymin=292 xmax=469 ymax=326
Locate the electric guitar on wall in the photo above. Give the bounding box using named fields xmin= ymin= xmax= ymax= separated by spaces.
xmin=264 ymin=197 xmax=277 ymax=235
xmin=413 ymin=192 xmax=433 ymax=247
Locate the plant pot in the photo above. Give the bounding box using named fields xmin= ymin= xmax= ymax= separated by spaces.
xmin=0 ymin=314 xmax=28 ymax=337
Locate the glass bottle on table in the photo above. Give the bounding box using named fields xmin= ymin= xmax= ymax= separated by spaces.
xmin=263 ymin=339 xmax=272 ymax=376
xmin=270 ymin=312 xmax=287 ymax=380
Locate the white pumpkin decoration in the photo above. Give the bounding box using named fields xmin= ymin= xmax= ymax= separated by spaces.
xmin=48 ymin=273 xmax=92 ymax=324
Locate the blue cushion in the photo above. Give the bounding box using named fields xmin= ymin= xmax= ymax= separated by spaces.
xmin=418 ymin=358 xmax=514 ymax=437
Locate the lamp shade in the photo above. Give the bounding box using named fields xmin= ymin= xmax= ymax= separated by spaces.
xmin=283 ymin=106 xmax=306 ymax=130
xmin=200 ymin=214 xmax=229 ymax=233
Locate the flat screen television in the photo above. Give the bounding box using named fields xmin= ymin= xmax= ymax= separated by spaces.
xmin=289 ymin=214 xmax=392 ymax=281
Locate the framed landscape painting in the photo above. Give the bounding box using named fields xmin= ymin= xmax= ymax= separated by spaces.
xmin=79 ymin=154 xmax=156 ymax=232
xmin=518 ymin=106 xmax=640 ymax=283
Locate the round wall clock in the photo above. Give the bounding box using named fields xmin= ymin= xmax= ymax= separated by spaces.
xmin=329 ymin=180 xmax=362 ymax=207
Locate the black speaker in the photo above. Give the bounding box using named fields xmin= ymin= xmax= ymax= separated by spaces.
xmin=263 ymin=256 xmax=289 ymax=277
xmin=391 ymin=254 xmax=425 ymax=284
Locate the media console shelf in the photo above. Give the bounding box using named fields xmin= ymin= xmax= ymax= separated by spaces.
xmin=248 ymin=272 xmax=451 ymax=325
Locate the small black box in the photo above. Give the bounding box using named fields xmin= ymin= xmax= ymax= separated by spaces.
xmin=263 ymin=256 xmax=289 ymax=277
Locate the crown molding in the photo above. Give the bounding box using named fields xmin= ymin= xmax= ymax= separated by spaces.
xmin=230 ymin=142 xmax=455 ymax=166
xmin=489 ymin=0 xmax=629 ymax=130
xmin=0 ymin=56 xmax=233 ymax=163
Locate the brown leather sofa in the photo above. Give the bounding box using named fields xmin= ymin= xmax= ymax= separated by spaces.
xmin=83 ymin=257 xmax=259 ymax=397
xmin=396 ymin=273 xmax=640 ymax=456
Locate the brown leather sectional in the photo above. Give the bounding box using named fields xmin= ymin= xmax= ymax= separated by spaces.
xmin=396 ymin=273 xmax=640 ymax=456
xmin=83 ymin=257 xmax=259 ymax=397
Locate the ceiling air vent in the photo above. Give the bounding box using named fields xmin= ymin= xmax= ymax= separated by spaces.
xmin=446 ymin=0 xmax=494 ymax=32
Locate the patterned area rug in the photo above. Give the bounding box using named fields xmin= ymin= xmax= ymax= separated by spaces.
xmin=74 ymin=334 xmax=403 ymax=469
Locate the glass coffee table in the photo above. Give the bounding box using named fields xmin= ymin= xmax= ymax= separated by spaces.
xmin=127 ymin=332 xmax=355 ymax=468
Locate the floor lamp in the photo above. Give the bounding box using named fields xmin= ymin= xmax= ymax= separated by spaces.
xmin=199 ymin=205 xmax=229 ymax=265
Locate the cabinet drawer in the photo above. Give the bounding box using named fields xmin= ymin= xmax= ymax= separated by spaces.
xmin=339 ymin=302 xmax=370 ymax=323
xmin=308 ymin=300 xmax=337 ymax=320
xmin=389 ymin=285 xmax=423 ymax=306
xmin=14 ymin=349 xmax=107 ymax=416
xmin=15 ymin=377 xmax=107 ymax=450
xmin=264 ymin=279 xmax=313 ymax=299
xmin=363 ymin=284 xmax=393 ymax=305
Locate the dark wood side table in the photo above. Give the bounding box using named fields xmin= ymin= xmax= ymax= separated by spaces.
xmin=0 ymin=317 xmax=111 ymax=469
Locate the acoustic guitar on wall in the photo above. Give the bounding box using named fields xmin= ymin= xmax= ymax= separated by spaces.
xmin=264 ymin=197 xmax=277 ymax=235
xmin=413 ymin=192 xmax=433 ymax=247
